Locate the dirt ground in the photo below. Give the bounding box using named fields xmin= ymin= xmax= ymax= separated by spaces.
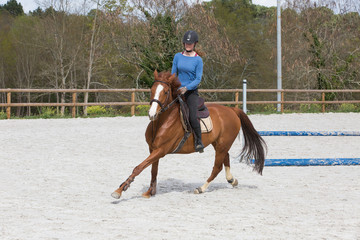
xmin=1 ymin=113 xmax=359 ymax=240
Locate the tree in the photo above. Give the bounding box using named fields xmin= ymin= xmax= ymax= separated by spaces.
xmin=104 ymin=0 xmax=181 ymax=89
xmin=0 ymin=0 xmax=24 ymax=17
xmin=83 ymin=1 xmax=106 ymax=116
xmin=135 ymin=9 xmax=179 ymax=87
xmin=30 ymin=7 xmax=44 ymax=17
xmin=35 ymin=3 xmax=86 ymax=116
xmin=0 ymin=10 xmax=15 ymax=110
xmin=281 ymin=0 xmax=360 ymax=103
xmin=0 ymin=0 xmax=359 ymax=115
xmin=10 ymin=15 xmax=43 ymax=116
xmin=206 ymin=0 xmax=275 ymax=90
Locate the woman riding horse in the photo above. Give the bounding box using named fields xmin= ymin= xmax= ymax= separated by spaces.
xmin=111 ymin=71 xmax=267 ymax=200
xmin=171 ymin=30 xmax=204 ymax=152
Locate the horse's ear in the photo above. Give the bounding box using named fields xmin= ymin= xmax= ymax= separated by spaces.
xmin=154 ymin=70 xmax=158 ymax=80
xmin=169 ymin=73 xmax=176 ymax=81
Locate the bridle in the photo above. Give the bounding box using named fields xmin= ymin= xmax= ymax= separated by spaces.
xmin=149 ymin=80 xmax=178 ymax=115
xmin=149 ymin=80 xmax=181 ymax=143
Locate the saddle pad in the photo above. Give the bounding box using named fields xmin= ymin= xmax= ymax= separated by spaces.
xmin=200 ymin=116 xmax=213 ymax=133
xmin=180 ymin=110 xmax=213 ymax=133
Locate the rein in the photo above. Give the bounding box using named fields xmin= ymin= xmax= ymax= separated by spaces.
xmin=150 ymin=96 xmax=180 ymax=144
xmin=159 ymin=96 xmax=179 ymax=114
xmin=150 ymin=83 xmax=189 ymax=153
xmin=150 ymin=95 xmax=191 ymax=153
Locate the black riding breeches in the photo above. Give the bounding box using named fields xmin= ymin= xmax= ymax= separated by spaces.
xmin=184 ymin=89 xmax=201 ymax=139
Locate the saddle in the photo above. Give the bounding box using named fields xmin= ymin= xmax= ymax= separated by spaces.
xmin=172 ymin=96 xmax=213 ymax=153
xmin=179 ymin=97 xmax=213 ymax=133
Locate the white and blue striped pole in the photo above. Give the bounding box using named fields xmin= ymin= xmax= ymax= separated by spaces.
xmin=243 ymin=79 xmax=247 ymax=114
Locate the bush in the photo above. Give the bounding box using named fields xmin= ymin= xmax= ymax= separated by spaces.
xmin=0 ymin=111 xmax=7 ymax=119
xmin=40 ymin=107 xmax=57 ymax=118
xmin=136 ymin=105 xmax=150 ymax=116
xmin=300 ymin=103 xmax=322 ymax=113
xmin=338 ymin=103 xmax=358 ymax=112
xmin=263 ymin=104 xmax=277 ymax=113
xmin=249 ymin=104 xmax=277 ymax=114
xmin=86 ymin=106 xmax=107 ymax=116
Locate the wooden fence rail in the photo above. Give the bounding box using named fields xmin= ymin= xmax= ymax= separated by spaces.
xmin=1 ymin=88 xmax=360 ymax=119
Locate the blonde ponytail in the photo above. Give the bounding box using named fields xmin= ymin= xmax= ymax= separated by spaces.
xmin=195 ymin=44 xmax=205 ymax=57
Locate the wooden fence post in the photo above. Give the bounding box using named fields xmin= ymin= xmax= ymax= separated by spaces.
xmin=131 ymin=90 xmax=135 ymax=116
xmin=72 ymin=92 xmax=77 ymax=118
xmin=235 ymin=92 xmax=239 ymax=108
xmin=6 ymin=92 xmax=11 ymax=119
xmin=281 ymin=91 xmax=284 ymax=113
xmin=322 ymin=92 xmax=325 ymax=113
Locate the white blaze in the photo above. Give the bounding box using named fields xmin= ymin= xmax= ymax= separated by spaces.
xmin=149 ymin=84 xmax=164 ymax=118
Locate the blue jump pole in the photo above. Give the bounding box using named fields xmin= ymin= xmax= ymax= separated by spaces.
xmin=250 ymin=158 xmax=360 ymax=166
xmin=254 ymin=130 xmax=360 ymax=166
xmin=258 ymin=131 xmax=360 ymax=136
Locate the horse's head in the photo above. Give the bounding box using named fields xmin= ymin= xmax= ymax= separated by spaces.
xmin=148 ymin=70 xmax=180 ymax=121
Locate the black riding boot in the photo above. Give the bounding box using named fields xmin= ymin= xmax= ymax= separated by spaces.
xmin=194 ymin=126 xmax=204 ymax=153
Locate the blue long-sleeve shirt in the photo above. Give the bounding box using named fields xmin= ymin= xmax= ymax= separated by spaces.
xmin=171 ymin=52 xmax=203 ymax=90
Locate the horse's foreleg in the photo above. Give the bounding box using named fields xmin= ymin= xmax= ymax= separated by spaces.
xmin=111 ymin=176 xmax=134 ymax=199
xmin=111 ymin=150 xmax=164 ymax=199
xmin=142 ymin=160 xmax=159 ymax=198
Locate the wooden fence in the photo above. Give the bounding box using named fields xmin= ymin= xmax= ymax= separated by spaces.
xmin=1 ymin=88 xmax=360 ymax=119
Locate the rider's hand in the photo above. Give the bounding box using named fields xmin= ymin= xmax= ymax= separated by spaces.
xmin=179 ymin=87 xmax=187 ymax=95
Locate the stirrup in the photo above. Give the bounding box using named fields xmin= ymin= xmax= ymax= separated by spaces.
xmin=195 ymin=141 xmax=204 ymax=153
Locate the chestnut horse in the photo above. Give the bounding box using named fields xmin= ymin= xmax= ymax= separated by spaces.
xmin=111 ymin=70 xmax=266 ymax=199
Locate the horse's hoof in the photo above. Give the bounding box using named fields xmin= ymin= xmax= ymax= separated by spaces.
xmin=194 ymin=187 xmax=203 ymax=194
xmin=232 ymin=179 xmax=238 ymax=187
xmin=111 ymin=191 xmax=121 ymax=199
xmin=142 ymin=192 xmax=151 ymax=198
xmin=228 ymin=178 xmax=238 ymax=187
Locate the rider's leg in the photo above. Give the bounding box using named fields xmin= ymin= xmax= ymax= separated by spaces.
xmin=185 ymin=89 xmax=204 ymax=153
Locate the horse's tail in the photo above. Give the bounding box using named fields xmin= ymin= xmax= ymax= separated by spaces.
xmin=232 ymin=108 xmax=267 ymax=175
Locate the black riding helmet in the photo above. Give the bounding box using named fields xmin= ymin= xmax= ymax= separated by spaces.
xmin=182 ymin=30 xmax=199 ymax=44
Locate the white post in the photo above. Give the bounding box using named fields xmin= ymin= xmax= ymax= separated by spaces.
xmin=277 ymin=0 xmax=282 ymax=112
xmin=243 ymin=79 xmax=247 ymax=114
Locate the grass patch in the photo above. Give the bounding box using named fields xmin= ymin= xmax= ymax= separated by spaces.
xmin=0 ymin=111 xmax=7 ymax=119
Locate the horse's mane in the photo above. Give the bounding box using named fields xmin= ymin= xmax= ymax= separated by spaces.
xmin=157 ymin=71 xmax=181 ymax=98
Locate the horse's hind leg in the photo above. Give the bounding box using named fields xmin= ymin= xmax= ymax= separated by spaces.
xmin=142 ymin=160 xmax=159 ymax=198
xmin=194 ymin=150 xmax=225 ymax=194
xmin=223 ymin=153 xmax=238 ymax=187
